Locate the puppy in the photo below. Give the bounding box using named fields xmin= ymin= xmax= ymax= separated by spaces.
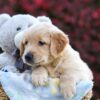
xmin=19 ymin=22 xmax=93 ymax=99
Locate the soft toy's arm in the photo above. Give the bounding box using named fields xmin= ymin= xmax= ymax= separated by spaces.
xmin=0 ymin=52 xmax=15 ymax=69
xmin=0 ymin=51 xmax=19 ymax=72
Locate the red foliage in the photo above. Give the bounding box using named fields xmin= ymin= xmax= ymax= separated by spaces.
xmin=0 ymin=0 xmax=100 ymax=99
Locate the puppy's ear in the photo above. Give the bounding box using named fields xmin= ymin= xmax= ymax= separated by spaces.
xmin=50 ymin=33 xmax=69 ymax=58
xmin=20 ymin=39 xmax=25 ymax=56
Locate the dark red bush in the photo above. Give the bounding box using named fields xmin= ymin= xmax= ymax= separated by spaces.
xmin=0 ymin=0 xmax=100 ymax=99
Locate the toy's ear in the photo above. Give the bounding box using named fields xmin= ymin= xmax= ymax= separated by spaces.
xmin=37 ymin=16 xmax=52 ymax=24
xmin=0 ymin=13 xmax=11 ymax=27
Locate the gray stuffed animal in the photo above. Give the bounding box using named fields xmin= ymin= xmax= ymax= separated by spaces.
xmin=0 ymin=14 xmax=40 ymax=72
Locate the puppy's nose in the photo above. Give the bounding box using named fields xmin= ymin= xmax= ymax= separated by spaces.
xmin=25 ymin=52 xmax=33 ymax=62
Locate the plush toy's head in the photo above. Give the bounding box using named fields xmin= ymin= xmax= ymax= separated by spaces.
xmin=0 ymin=14 xmax=39 ymax=54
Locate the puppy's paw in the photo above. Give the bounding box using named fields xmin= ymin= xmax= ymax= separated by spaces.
xmin=32 ymin=72 xmax=48 ymax=86
xmin=60 ymin=83 xmax=76 ymax=100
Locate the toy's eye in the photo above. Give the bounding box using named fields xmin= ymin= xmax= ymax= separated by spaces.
xmin=38 ymin=41 xmax=46 ymax=46
xmin=16 ymin=27 xmax=21 ymax=31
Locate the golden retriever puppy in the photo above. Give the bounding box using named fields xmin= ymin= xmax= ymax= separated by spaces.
xmin=19 ymin=22 xmax=93 ymax=99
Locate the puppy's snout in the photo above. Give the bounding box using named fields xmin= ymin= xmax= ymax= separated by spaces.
xmin=25 ymin=52 xmax=33 ymax=62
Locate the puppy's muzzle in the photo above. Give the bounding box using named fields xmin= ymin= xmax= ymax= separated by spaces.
xmin=25 ymin=52 xmax=33 ymax=63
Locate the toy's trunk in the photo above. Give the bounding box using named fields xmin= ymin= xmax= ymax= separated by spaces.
xmin=0 ymin=85 xmax=9 ymax=100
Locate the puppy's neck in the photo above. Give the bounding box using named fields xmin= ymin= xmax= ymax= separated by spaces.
xmin=45 ymin=44 xmax=80 ymax=77
xmin=52 ymin=44 xmax=80 ymax=68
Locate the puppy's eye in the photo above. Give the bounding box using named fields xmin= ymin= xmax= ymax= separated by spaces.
xmin=25 ymin=41 xmax=28 ymax=45
xmin=38 ymin=41 xmax=46 ymax=46
xmin=16 ymin=27 xmax=21 ymax=31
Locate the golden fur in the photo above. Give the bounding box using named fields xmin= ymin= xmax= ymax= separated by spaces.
xmin=20 ymin=22 xmax=93 ymax=99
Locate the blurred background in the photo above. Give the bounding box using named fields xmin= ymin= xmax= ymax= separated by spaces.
xmin=0 ymin=0 xmax=100 ymax=99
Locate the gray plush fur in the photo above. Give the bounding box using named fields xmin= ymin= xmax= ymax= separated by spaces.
xmin=0 ymin=14 xmax=39 ymax=70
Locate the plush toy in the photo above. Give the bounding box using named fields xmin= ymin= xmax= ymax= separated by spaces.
xmin=0 ymin=13 xmax=40 ymax=72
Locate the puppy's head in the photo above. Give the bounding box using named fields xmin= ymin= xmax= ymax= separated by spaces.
xmin=20 ymin=23 xmax=69 ymax=67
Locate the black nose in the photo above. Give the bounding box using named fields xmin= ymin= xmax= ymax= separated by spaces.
xmin=25 ymin=52 xmax=33 ymax=62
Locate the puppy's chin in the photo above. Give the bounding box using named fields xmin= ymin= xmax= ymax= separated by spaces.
xmin=23 ymin=55 xmax=49 ymax=66
xmin=22 ymin=57 xmax=40 ymax=68
xmin=25 ymin=59 xmax=47 ymax=67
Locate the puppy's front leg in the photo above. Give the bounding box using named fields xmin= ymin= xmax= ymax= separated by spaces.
xmin=32 ymin=66 xmax=48 ymax=86
xmin=60 ymin=74 xmax=76 ymax=100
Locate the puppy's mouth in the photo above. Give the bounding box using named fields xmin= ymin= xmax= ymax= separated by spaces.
xmin=25 ymin=60 xmax=44 ymax=66
xmin=23 ymin=52 xmax=47 ymax=66
xmin=23 ymin=56 xmax=45 ymax=66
